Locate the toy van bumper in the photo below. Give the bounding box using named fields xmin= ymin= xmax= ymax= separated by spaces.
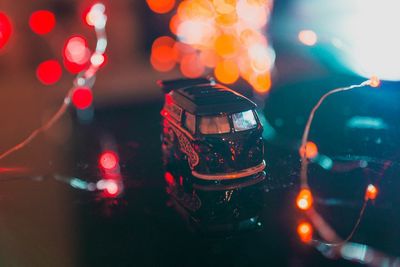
xmin=192 ymin=160 xmax=266 ymax=180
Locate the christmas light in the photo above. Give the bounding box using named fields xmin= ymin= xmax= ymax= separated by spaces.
xmin=365 ymin=184 xmax=378 ymax=200
xmin=146 ymin=0 xmax=176 ymax=14
xmin=299 ymin=141 xmax=319 ymax=159
xmin=29 ymin=10 xmax=56 ymax=35
xmin=36 ymin=60 xmax=62 ymax=85
xmin=99 ymin=151 xmax=119 ymax=170
xmin=0 ymin=3 xmax=108 ymax=162
xmin=297 ymin=222 xmax=313 ymax=243
xmin=296 ymin=188 xmax=313 ymax=211
xmin=0 ymin=12 xmax=12 ymax=50
xmin=72 ymin=87 xmax=93 ymax=110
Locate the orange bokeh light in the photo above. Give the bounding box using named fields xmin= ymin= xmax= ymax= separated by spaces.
xmin=215 ymin=34 xmax=239 ymax=58
xmin=366 ymin=184 xmax=378 ymax=200
xmin=297 ymin=222 xmax=313 ymax=243
xmin=250 ymin=72 xmax=271 ymax=93
xmin=214 ymin=60 xmax=239 ymax=84
xmin=296 ymin=188 xmax=313 ymax=211
xmin=146 ymin=0 xmax=176 ymax=14
xmin=299 ymin=141 xmax=319 ymax=159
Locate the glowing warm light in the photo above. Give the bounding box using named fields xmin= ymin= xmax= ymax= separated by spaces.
xmin=369 ymin=76 xmax=380 ymax=88
xmin=156 ymin=0 xmax=274 ymax=91
xmin=366 ymin=184 xmax=378 ymax=200
xmin=72 ymin=87 xmax=93 ymax=110
xmin=215 ymin=34 xmax=239 ymax=58
xmin=214 ymin=60 xmax=239 ymax=84
xmin=0 ymin=12 xmax=12 ymax=50
xmin=99 ymin=151 xmax=119 ymax=170
xmin=29 ymin=10 xmax=56 ymax=35
xmin=297 ymin=222 xmax=313 ymax=243
xmin=296 ymin=188 xmax=313 ymax=211
xmin=169 ymin=14 xmax=181 ymax=35
xmin=299 ymin=141 xmax=319 ymax=159
xmin=180 ymin=53 xmax=205 ymax=78
xmin=146 ymin=0 xmax=176 ymax=14
xmin=151 ymin=36 xmax=177 ymax=72
xmin=298 ymin=30 xmax=318 ymax=46
xmin=36 ymin=60 xmax=62 ymax=85
xmin=64 ymin=36 xmax=90 ymax=65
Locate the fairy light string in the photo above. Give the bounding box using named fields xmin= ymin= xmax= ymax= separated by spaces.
xmin=0 ymin=3 xmax=108 ymax=162
xmin=297 ymin=76 xmax=381 ymax=247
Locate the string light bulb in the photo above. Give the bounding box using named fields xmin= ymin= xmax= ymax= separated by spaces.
xmin=369 ymin=76 xmax=380 ymax=88
xmin=297 ymin=222 xmax=313 ymax=243
xmin=296 ymin=188 xmax=313 ymax=211
xmin=365 ymin=184 xmax=378 ymax=200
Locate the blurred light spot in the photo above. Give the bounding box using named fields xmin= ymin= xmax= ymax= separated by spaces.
xmin=297 ymin=222 xmax=313 ymax=243
xmin=296 ymin=188 xmax=313 ymax=210
xmin=90 ymin=53 xmax=105 ymax=67
xmin=164 ymin=172 xmax=175 ymax=185
xmin=365 ymin=184 xmax=378 ymax=200
xmin=72 ymin=87 xmax=93 ymax=110
xmin=237 ymin=0 xmax=268 ymax=28
xmin=151 ymin=36 xmax=176 ymax=72
xmin=346 ymin=116 xmax=388 ymax=130
xmin=250 ymin=72 xmax=272 ymax=93
xmin=99 ymin=151 xmax=119 ymax=170
xmin=70 ymin=178 xmax=88 ymax=190
xmin=29 ymin=10 xmax=55 ymax=35
xmin=315 ymin=155 xmax=333 ymax=170
xmin=0 ymin=12 xmax=12 ymax=50
xmin=215 ymin=34 xmax=239 ymax=58
xmin=169 ymin=14 xmax=181 ymax=35
xmin=298 ymin=30 xmax=317 ymax=46
xmin=299 ymin=141 xmax=319 ymax=159
xmin=214 ymin=60 xmax=239 ymax=84
xmin=146 ymin=0 xmax=176 ymax=14
xmin=85 ymin=3 xmax=106 ymax=28
xmin=180 ymin=53 xmax=204 ymax=78
xmin=97 ymin=179 xmax=120 ymax=197
xmin=64 ymin=36 xmax=90 ymax=65
xmin=36 ymin=60 xmax=62 ymax=85
xmin=199 ymin=49 xmax=218 ymax=68
xmin=369 ymin=76 xmax=380 ymax=87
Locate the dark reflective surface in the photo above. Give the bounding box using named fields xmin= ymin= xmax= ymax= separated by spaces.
xmin=1 ymin=78 xmax=400 ymax=266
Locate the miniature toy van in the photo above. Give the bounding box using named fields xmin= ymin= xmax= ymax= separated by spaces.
xmin=160 ymin=78 xmax=265 ymax=180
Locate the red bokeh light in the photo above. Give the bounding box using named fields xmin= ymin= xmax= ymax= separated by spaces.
xmin=164 ymin=172 xmax=175 ymax=185
xmin=0 ymin=12 xmax=12 ymax=50
xmin=99 ymin=151 xmax=119 ymax=170
xmin=36 ymin=60 xmax=62 ymax=85
xmin=146 ymin=0 xmax=176 ymax=14
xmin=103 ymin=180 xmax=119 ymax=197
xmin=29 ymin=10 xmax=56 ymax=35
xmin=72 ymin=87 xmax=93 ymax=109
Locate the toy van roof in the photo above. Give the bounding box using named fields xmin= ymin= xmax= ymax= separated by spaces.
xmin=161 ymin=79 xmax=257 ymax=116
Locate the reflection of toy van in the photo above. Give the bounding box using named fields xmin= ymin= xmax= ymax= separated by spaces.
xmin=160 ymin=78 xmax=265 ymax=180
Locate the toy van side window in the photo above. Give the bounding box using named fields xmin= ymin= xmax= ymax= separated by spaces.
xmin=184 ymin=112 xmax=196 ymax=134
